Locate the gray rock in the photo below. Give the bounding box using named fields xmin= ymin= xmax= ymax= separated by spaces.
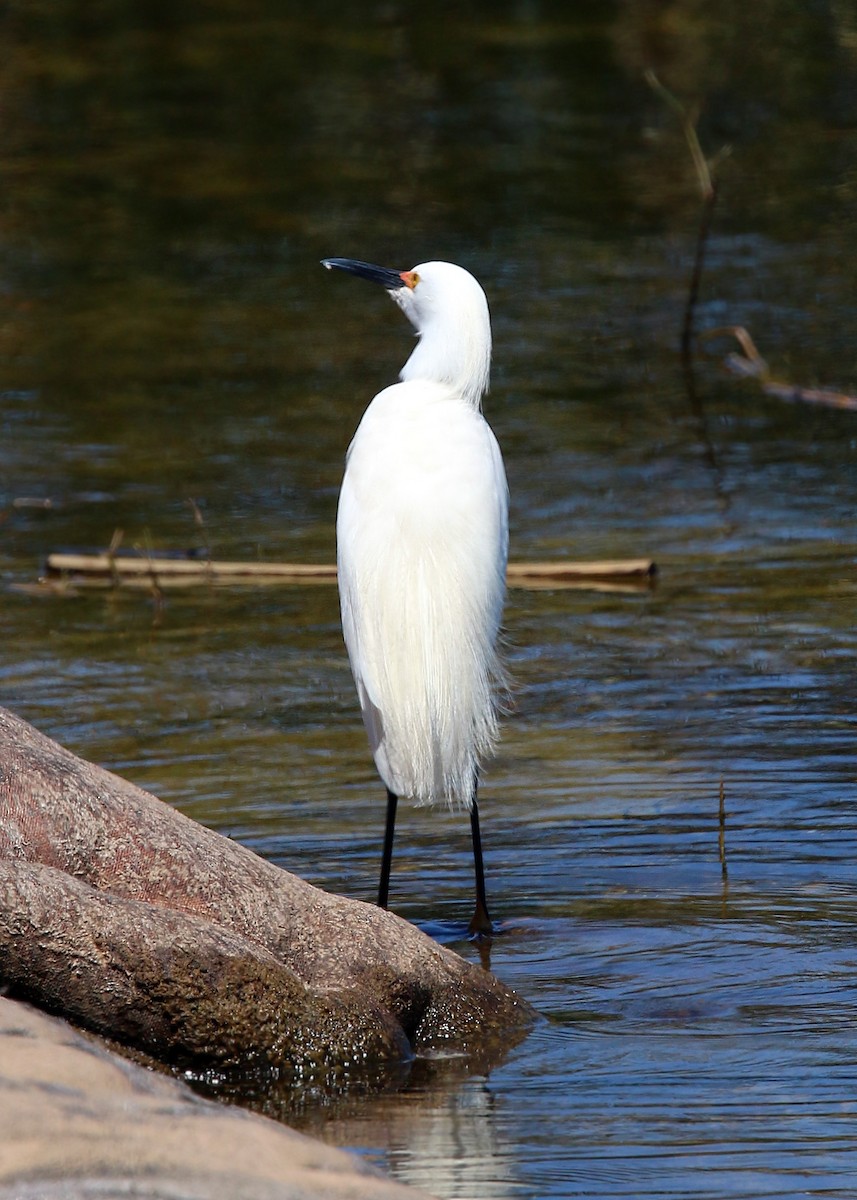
xmin=0 ymin=997 xmax=434 ymax=1199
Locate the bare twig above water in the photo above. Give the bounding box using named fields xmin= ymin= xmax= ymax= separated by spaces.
xmin=718 ymin=778 xmax=728 ymax=884
xmin=105 ymin=527 xmax=124 ymax=590
xmin=130 ymin=533 xmax=165 ymax=626
xmin=702 ymin=326 xmax=857 ymax=412
xmin=644 ymin=70 xmax=735 ymax=531
xmin=644 ymin=70 xmax=731 ymax=370
xmin=186 ymin=497 xmax=214 ymax=563
xmin=645 ymin=77 xmax=855 ymax=417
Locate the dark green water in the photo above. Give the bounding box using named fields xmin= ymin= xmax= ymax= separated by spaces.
xmin=2 ymin=3 xmax=856 ymax=1196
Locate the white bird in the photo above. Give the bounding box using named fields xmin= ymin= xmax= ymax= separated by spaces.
xmin=322 ymin=257 xmax=508 ymax=935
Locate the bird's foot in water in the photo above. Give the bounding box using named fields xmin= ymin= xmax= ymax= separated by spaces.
xmin=467 ymin=897 xmax=494 ymax=939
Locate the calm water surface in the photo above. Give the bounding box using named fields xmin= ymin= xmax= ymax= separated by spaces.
xmin=1 ymin=3 xmax=856 ymax=1197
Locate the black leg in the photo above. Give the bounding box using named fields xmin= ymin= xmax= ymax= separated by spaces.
xmin=378 ymin=788 xmax=398 ymax=909
xmin=468 ymin=787 xmax=493 ymax=936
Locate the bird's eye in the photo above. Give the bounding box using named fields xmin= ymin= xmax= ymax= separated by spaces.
xmin=399 ymin=271 xmax=420 ymax=290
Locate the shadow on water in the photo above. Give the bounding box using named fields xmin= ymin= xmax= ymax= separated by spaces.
xmin=2 ymin=1 xmax=857 ymax=1197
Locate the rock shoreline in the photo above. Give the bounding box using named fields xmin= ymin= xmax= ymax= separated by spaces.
xmin=0 ymin=705 xmax=535 ymax=1195
xmin=0 ymin=705 xmax=533 ymax=1080
xmin=0 ymin=996 xmax=435 ymax=1200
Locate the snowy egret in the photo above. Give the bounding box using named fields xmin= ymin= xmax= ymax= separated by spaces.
xmin=322 ymin=257 xmax=509 ymax=935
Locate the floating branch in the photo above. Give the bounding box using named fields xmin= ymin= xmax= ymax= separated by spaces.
xmin=40 ymin=553 xmax=658 ymax=593
xmin=702 ymin=326 xmax=857 ymax=412
xmin=45 ymin=556 xmax=338 ymax=587
xmin=505 ymin=560 xmax=657 ymax=592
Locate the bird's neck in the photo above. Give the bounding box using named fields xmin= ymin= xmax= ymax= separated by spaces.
xmin=399 ymin=320 xmax=491 ymax=408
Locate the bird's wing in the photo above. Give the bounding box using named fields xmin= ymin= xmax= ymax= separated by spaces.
xmin=336 ymin=461 xmax=385 ymax=721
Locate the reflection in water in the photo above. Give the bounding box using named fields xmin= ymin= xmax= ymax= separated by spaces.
xmin=356 ymin=1075 xmax=520 ymax=1200
xmin=2 ymin=2 xmax=857 ymax=1198
xmin=303 ymin=1065 xmax=526 ymax=1200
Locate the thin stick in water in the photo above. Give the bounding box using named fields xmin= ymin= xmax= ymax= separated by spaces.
xmin=718 ymin=778 xmax=728 ymax=883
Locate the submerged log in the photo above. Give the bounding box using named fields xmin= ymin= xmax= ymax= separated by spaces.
xmin=0 ymin=706 xmax=534 ymax=1089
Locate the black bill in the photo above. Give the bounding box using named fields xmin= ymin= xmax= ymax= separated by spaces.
xmin=321 ymin=258 xmax=406 ymax=290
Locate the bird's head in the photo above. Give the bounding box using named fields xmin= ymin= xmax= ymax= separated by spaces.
xmin=322 ymin=257 xmax=492 ymax=406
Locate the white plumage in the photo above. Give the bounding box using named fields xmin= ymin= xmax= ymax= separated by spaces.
xmin=338 ymin=377 xmax=507 ymax=807
xmin=323 ymin=257 xmax=508 ymax=930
